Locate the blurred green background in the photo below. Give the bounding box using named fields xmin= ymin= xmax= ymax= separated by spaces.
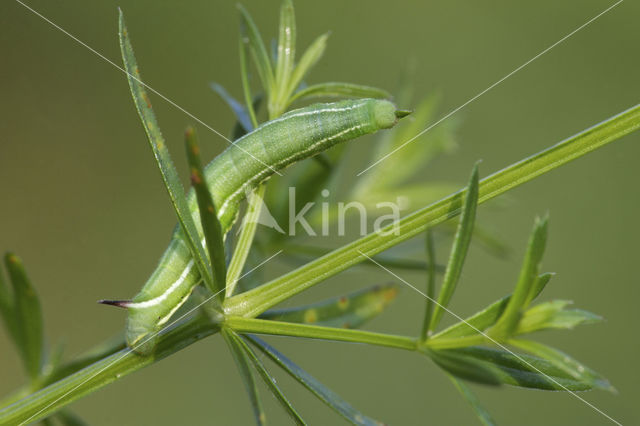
xmin=1 ymin=0 xmax=639 ymax=424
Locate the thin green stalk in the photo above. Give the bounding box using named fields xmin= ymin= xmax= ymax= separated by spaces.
xmin=224 ymin=103 xmax=640 ymax=317
xmin=226 ymin=184 xmax=267 ymax=297
xmin=226 ymin=317 xmax=418 ymax=351
xmin=421 ymin=229 xmax=436 ymax=340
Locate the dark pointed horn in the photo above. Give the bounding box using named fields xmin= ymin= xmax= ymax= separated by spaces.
xmin=98 ymin=299 xmax=132 ymax=308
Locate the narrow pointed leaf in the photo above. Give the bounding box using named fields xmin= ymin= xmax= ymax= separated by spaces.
xmin=246 ymin=335 xmax=384 ymax=426
xmin=232 ymin=95 xmax=263 ymax=140
xmin=289 ymin=82 xmax=392 ymax=104
xmin=0 ymin=264 xmax=17 ymax=343
xmin=222 ymin=329 xmax=266 ymax=425
xmin=431 ymin=296 xmax=510 ymax=341
xmin=185 ymin=127 xmax=226 ymax=297
xmin=238 ymin=37 xmax=259 ymax=129
xmin=421 ymin=229 xmax=436 ymax=340
xmin=510 ymin=339 xmax=613 ymax=391
xmin=119 ymin=11 xmax=214 ymax=291
xmin=275 ymin=0 xmax=296 ymax=105
xmin=429 ymin=164 xmax=480 ymax=331
xmin=430 ymin=346 xmax=594 ymax=391
xmin=5 ymin=253 xmax=43 ymax=381
xmin=525 ymin=272 xmax=554 ymax=306
xmin=447 ymin=374 xmax=496 ymax=426
xmin=517 ymin=300 xmax=602 ymax=335
xmin=491 ymin=216 xmax=548 ymax=339
xmin=55 ymin=410 xmax=89 ymax=426
xmin=259 ymin=283 xmax=399 ymax=329
xmin=210 ymin=82 xmax=254 ymax=133
xmin=226 ymin=330 xmax=306 ymax=425
xmin=286 ymin=33 xmax=330 ymax=100
xmin=428 ymin=349 xmax=502 ymax=386
xmin=433 ymin=271 xmax=554 ymax=342
xmin=238 ymin=4 xmax=275 ymax=96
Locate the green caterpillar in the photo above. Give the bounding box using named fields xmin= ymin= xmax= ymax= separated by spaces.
xmin=100 ymin=98 xmax=408 ymax=354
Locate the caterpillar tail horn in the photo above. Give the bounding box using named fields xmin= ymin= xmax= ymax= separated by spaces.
xmin=98 ymin=299 xmax=133 ymax=308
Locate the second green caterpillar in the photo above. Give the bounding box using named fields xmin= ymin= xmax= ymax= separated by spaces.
xmin=101 ymin=98 xmax=407 ymax=354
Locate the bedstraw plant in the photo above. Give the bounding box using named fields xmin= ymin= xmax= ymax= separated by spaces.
xmin=1 ymin=1 xmax=639 ymax=424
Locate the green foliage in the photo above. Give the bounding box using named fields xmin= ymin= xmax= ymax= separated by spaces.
xmin=259 ymin=283 xmax=399 ymax=329
xmin=119 ymin=11 xmax=220 ymax=300
xmin=1 ymin=1 xmax=639 ymax=425
xmin=185 ymin=127 xmax=227 ymax=298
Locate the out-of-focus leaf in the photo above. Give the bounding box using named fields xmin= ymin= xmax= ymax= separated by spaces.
xmin=185 ymin=127 xmax=227 ymax=298
xmin=55 ymin=410 xmax=89 ymax=426
xmin=266 ymin=160 xmax=334 ymax=238
xmin=286 ymin=32 xmax=330 ymax=100
xmin=41 ymin=335 xmax=126 ymax=387
xmin=247 ymin=335 xmax=384 ymax=426
xmin=5 ymin=253 xmax=43 ymax=381
xmin=355 ymin=183 xmax=460 ymax=213
xmin=354 ymin=94 xmax=457 ymax=192
xmin=274 ymin=0 xmax=296 ymax=110
xmin=0 ymin=264 xmax=17 ymax=343
xmin=237 ymin=4 xmax=275 ymax=96
xmin=289 ymin=82 xmax=391 ymax=104
xmin=510 ymin=339 xmax=613 ymax=392
xmin=238 ymin=37 xmax=259 ymax=129
xmin=429 ymin=165 xmax=479 ymax=332
xmin=517 ymin=300 xmax=602 ymax=335
xmin=430 ymin=346 xmax=595 ymax=391
xmin=259 ymin=283 xmax=399 ymax=329
xmin=491 ymin=216 xmax=548 ymax=339
xmin=447 ymin=374 xmax=496 ymax=426
xmin=222 ymin=329 xmax=266 ymax=425
xmin=119 ymin=11 xmax=215 ymax=291
xmin=232 ymin=95 xmax=263 ymax=140
xmin=210 ymin=82 xmax=254 ymax=134
xmin=227 ymin=330 xmax=305 ymax=424
xmin=440 ymin=220 xmax=510 ymax=259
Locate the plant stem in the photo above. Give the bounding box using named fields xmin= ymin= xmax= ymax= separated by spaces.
xmin=225 ymin=317 xmax=418 ymax=351
xmin=421 ymin=229 xmax=436 ymax=340
xmin=224 ymin=103 xmax=640 ymax=317
xmin=226 ymin=184 xmax=267 ymax=297
xmin=0 ymin=314 xmax=218 ymax=425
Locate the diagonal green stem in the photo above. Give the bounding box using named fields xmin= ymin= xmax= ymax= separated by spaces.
xmin=0 ymin=315 xmax=218 ymax=425
xmin=226 ymin=184 xmax=267 ymax=297
xmin=224 ymin=103 xmax=640 ymax=317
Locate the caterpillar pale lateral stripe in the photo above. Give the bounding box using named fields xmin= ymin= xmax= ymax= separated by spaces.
xmin=100 ymin=98 xmax=408 ymax=355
